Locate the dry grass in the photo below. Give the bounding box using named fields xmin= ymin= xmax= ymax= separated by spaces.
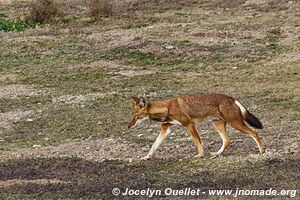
xmin=86 ymin=0 xmax=147 ymax=19
xmin=211 ymin=0 xmax=246 ymax=9
xmin=88 ymin=0 xmax=115 ymax=18
xmin=25 ymin=0 xmax=61 ymax=23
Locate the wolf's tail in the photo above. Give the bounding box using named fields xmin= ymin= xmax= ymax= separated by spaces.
xmin=235 ymin=100 xmax=263 ymax=129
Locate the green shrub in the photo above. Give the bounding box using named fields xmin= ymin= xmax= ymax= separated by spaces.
xmin=0 ymin=14 xmax=39 ymax=32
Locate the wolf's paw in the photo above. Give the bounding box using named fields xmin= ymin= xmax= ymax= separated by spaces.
xmin=141 ymin=155 xmax=151 ymax=160
xmin=210 ymin=152 xmax=222 ymax=158
xmin=260 ymin=148 xmax=265 ymax=155
xmin=194 ymin=154 xmax=204 ymax=159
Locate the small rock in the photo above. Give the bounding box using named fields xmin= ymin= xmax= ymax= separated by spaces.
xmin=32 ymin=144 xmax=42 ymax=148
xmin=27 ymin=118 xmax=33 ymax=122
xmin=175 ymin=145 xmax=180 ymax=149
xmin=232 ymin=66 xmax=238 ymax=70
xmin=248 ymin=153 xmax=260 ymax=159
xmin=141 ymin=147 xmax=148 ymax=151
xmin=243 ymin=0 xmax=253 ymax=7
xmin=165 ymin=45 xmax=175 ymax=50
xmin=267 ymin=27 xmax=281 ymax=35
xmin=138 ymin=134 xmax=143 ymax=137
xmin=128 ymin=159 xmax=133 ymax=163
xmin=86 ymin=146 xmax=90 ymax=150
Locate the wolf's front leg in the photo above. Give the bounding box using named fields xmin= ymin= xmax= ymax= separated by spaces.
xmin=186 ymin=123 xmax=204 ymax=159
xmin=141 ymin=123 xmax=172 ymax=160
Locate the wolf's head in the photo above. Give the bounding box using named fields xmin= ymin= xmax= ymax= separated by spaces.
xmin=128 ymin=96 xmax=149 ymax=128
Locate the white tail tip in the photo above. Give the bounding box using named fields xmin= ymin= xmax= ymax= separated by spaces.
xmin=235 ymin=100 xmax=247 ymax=115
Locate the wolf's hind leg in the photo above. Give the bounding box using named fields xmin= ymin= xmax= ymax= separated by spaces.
xmin=229 ymin=120 xmax=265 ymax=154
xmin=211 ymin=120 xmax=230 ymax=156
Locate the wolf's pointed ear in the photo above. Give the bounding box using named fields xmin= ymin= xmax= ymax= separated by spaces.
xmin=132 ymin=96 xmax=140 ymax=105
xmin=139 ymin=97 xmax=146 ymax=107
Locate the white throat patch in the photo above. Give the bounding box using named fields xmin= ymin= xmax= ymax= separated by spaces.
xmin=131 ymin=117 xmax=149 ymax=128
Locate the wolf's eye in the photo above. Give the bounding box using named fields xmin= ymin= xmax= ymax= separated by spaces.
xmin=135 ymin=116 xmax=138 ymax=119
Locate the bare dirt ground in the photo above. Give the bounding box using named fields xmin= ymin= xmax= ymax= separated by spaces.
xmin=0 ymin=0 xmax=299 ymax=199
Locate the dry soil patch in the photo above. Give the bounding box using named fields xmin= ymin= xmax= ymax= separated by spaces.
xmin=0 ymin=84 xmax=45 ymax=99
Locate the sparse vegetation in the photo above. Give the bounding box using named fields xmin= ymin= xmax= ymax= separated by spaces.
xmin=0 ymin=14 xmax=38 ymax=32
xmin=101 ymin=48 xmax=160 ymax=66
xmin=88 ymin=0 xmax=115 ymax=19
xmin=136 ymin=23 xmax=148 ymax=28
xmin=175 ymin=11 xmax=189 ymax=17
xmin=25 ymin=0 xmax=60 ymax=23
xmin=177 ymin=40 xmax=193 ymax=46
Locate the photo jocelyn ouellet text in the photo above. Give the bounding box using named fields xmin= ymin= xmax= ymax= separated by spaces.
xmin=112 ymin=187 xmax=297 ymax=198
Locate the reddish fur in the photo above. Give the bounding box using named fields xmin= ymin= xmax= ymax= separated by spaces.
xmin=129 ymin=93 xmax=265 ymax=158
